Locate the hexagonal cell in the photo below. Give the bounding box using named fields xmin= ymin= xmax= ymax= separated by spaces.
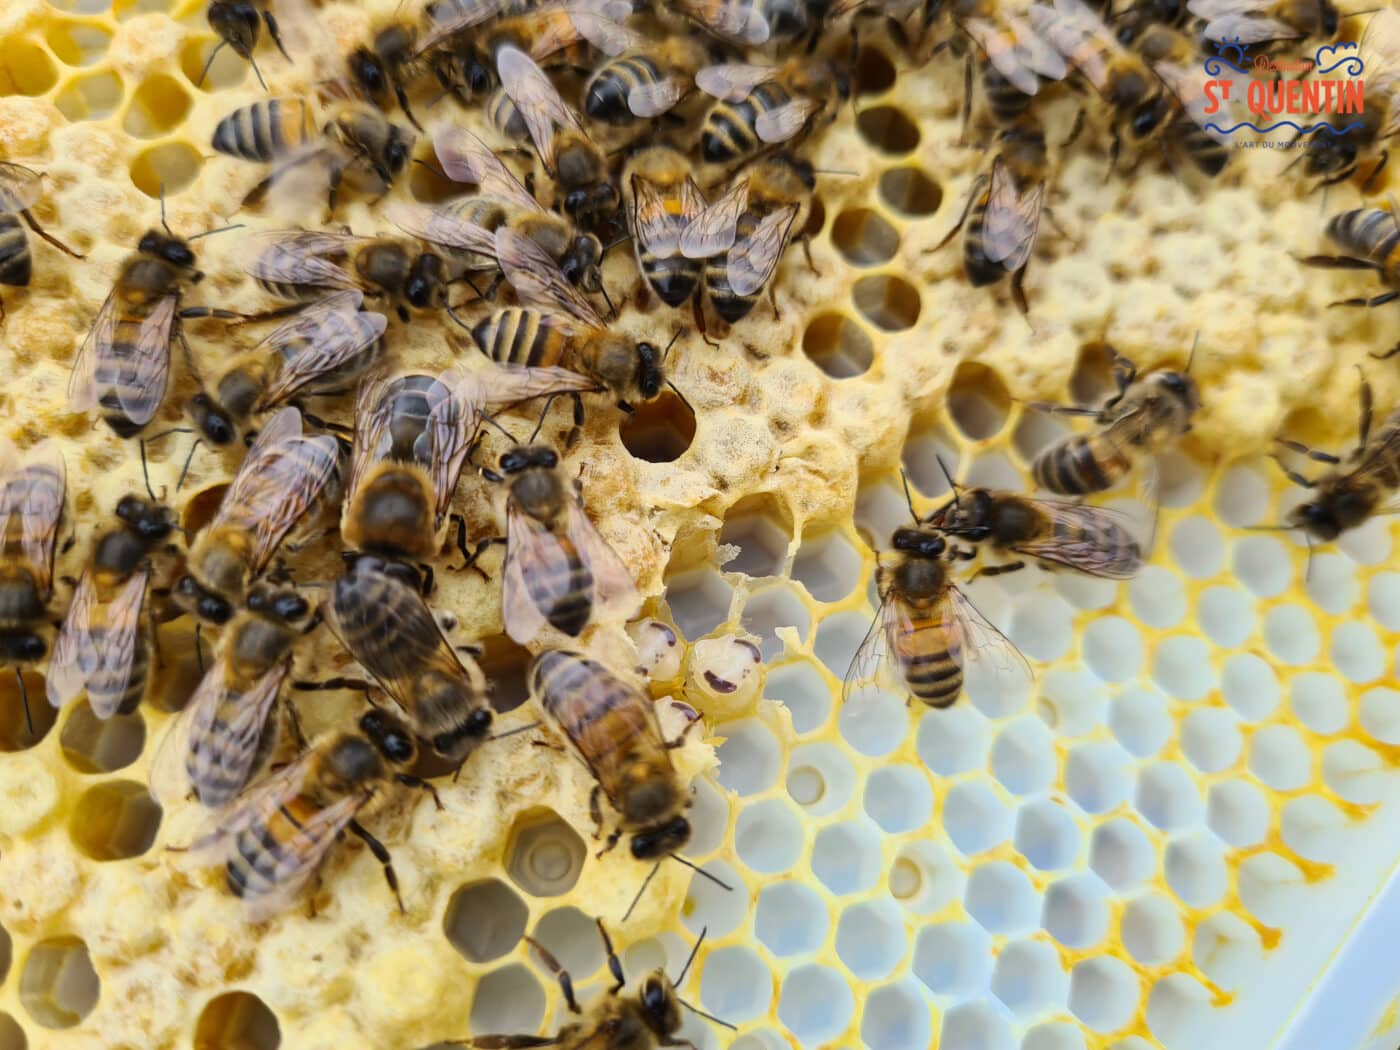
xmin=1293 ymin=672 xmax=1350 ymax=736
xmin=832 ymin=209 xmax=900 ymax=266
xmin=686 ymin=776 xmax=729 ymax=856
xmin=812 ymin=609 xmax=869 ymax=677
xmin=863 ymin=980 xmax=931 ymax=1050
xmin=620 ymin=389 xmax=696 ymax=463
xmin=53 ymin=69 xmax=124 ymax=122
xmin=717 ymin=493 xmax=792 ymax=578
xmin=59 ymin=706 xmax=145 ymax=773
xmin=1191 ymin=912 xmax=1262 ymax=991
xmin=1179 ymin=707 xmax=1242 ymax=773
xmin=19 ymin=937 xmax=99 ymax=1029
xmin=913 ymin=920 xmax=992 ymax=996
xmin=130 ymin=142 xmax=203 ymax=198
xmin=1069 ymin=955 xmax=1139 ymax=1033
xmin=1164 ymin=833 xmax=1228 ymax=908
xmin=0 ymin=38 xmax=58 ymax=96
xmin=786 ymin=741 xmax=853 ymax=815
xmin=1221 ymin=652 xmax=1280 ymax=722
xmin=1282 ymin=795 xmax=1348 ymax=863
xmin=1038 ymin=667 xmax=1107 ymax=737
xmin=966 ymin=861 xmax=1039 ymax=936
xmin=1248 ymin=724 xmax=1311 ymax=791
xmin=1213 ymin=461 xmax=1270 ymax=526
xmin=779 ymin=965 xmax=854 ymax=1045
xmin=943 ymin=781 xmax=1013 ymax=856
xmin=1012 ymin=409 xmax=1071 ymax=465
xmin=1023 ymin=1022 xmax=1087 ymax=1050
xmin=856 ymin=473 xmax=918 ymax=548
xmin=811 ymin=818 xmax=882 ymax=895
xmin=1128 ymin=566 xmax=1186 ymax=629
xmin=1043 ymin=873 xmax=1111 ymax=948
xmin=735 ymin=798 xmax=804 ymax=873
xmin=755 ymin=881 xmax=828 ymax=956
xmin=856 ymin=106 xmax=920 ymax=152
xmin=1014 ymin=799 xmax=1081 ymax=871
xmin=992 ymin=939 xmax=1068 ymax=1018
xmin=1233 ymin=535 xmax=1291 ymax=597
xmin=1107 ymin=686 xmax=1171 ymax=758
xmin=443 ymin=879 xmax=528 ymax=962
xmin=901 ymin=426 xmax=960 ymax=504
xmin=1167 ymin=516 xmax=1224 ymax=579
xmin=468 ymin=964 xmax=545 ymax=1037
xmin=1332 ymin=621 xmax=1384 ymax=683
xmin=0 ymin=670 xmax=55 ymax=751
xmin=1305 ymin=552 xmax=1360 ymax=614
xmin=475 ymin=634 xmax=531 ymax=713
xmin=44 ymin=21 xmax=112 ymax=66
xmin=1324 ymin=740 xmax=1390 ymax=804
xmin=940 ymin=1000 xmax=1015 ymax=1050
xmin=0 ymin=1012 xmax=21 ymax=1050
xmin=790 ymin=530 xmax=861 ymax=604
xmin=803 ymin=312 xmax=874 ymax=378
xmin=839 ymin=686 xmax=906 ymax=757
xmin=531 ymin=907 xmax=603 ymax=979
xmin=69 ymin=780 xmax=161 ymax=860
xmin=505 ymin=809 xmax=586 ymax=897
xmin=1135 ymin=762 xmax=1203 ymax=831
xmin=1146 ymin=973 xmax=1212 ymax=1048
xmin=1121 ymin=894 xmax=1185 ymax=966
xmin=1196 ymin=585 xmax=1255 ymax=648
xmin=835 ymin=899 xmax=905 ymax=980
xmin=680 ymin=859 xmax=745 ymax=938
xmin=764 ymin=660 xmax=830 ymax=734
xmin=963 ymin=451 xmax=1025 ymax=492
xmin=991 ymin=717 xmax=1056 ymax=795
xmin=700 ymin=946 xmax=771 ymax=1023
xmin=916 ymin=702 xmax=988 ymax=775
xmin=1089 ymin=818 xmax=1155 ymax=892
xmin=180 ymin=35 xmax=247 ymax=91
xmin=947 ymin=362 xmax=1011 ymax=441
xmin=1151 ymin=637 xmax=1215 ymax=702
xmin=714 ymin=717 xmax=781 ymax=796
xmin=1206 ymin=779 xmax=1270 ymax=848
xmin=740 ymin=586 xmax=809 ymax=661
xmin=864 ymin=765 xmax=932 ymax=834
xmin=1064 ymin=741 xmax=1133 ymax=814
xmin=1008 ymin=591 xmax=1074 ymax=664
xmin=665 ymin=567 xmax=733 ymax=640
xmin=1336 ymin=514 xmax=1392 ymax=565
xmin=879 ymin=166 xmax=942 ymax=216
xmin=194 ymin=991 xmax=280 ymax=1050
xmin=123 ymin=73 xmax=192 ymax=138
xmin=1067 ymin=342 xmax=1117 ymax=406
xmin=852 ymin=275 xmax=921 ymax=330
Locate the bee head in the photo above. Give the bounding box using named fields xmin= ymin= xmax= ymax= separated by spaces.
xmin=500 ymin=446 xmax=557 ymax=474
xmin=1154 ymin=370 xmax=1200 ymax=413
xmin=0 ymin=631 xmax=47 ymax=663
xmin=139 ymin=231 xmax=197 ymax=269
xmin=349 ymin=46 xmax=389 ymax=103
xmin=173 ymin=573 xmax=234 ymax=625
xmin=634 ymin=343 xmax=665 ymax=401
xmin=1128 ymin=93 xmax=1171 ymax=139
xmin=1320 ymin=0 xmax=1338 ymax=37
xmin=892 ymin=526 xmax=945 ymax=559
xmin=208 ymin=1 xmax=259 ymax=56
xmin=1288 ymin=499 xmax=1342 ymax=542
xmin=115 ymin=495 xmax=175 ymax=541
xmin=246 ymin=583 xmax=310 ymax=624
xmin=189 ymin=392 xmax=238 ymax=446
xmin=360 ymin=708 xmax=418 ymax=766
xmin=384 ymin=125 xmax=414 ymax=177
xmin=560 ymin=235 xmax=603 ymax=291
xmin=630 ymin=815 xmax=692 ymax=860
xmin=638 ymin=975 xmax=683 ymax=1038
xmin=405 ymin=253 xmax=444 ymax=308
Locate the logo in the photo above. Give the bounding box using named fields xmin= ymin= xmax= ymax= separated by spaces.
xmin=1200 ymin=38 xmax=1366 ymax=141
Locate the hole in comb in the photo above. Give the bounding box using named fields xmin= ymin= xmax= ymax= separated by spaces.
xmin=19 ymin=937 xmax=99 ymax=1029
xmin=1069 ymin=341 xmax=1118 ymax=406
xmin=478 ymin=634 xmax=530 ymax=713
xmin=69 ymin=780 xmax=162 ymax=860
xmin=803 ymin=313 xmax=873 ymax=378
xmin=852 ymin=275 xmax=920 ymax=331
xmin=620 ymin=389 xmax=695 ymax=463
xmin=0 ymin=1011 xmax=20 ymax=1050
xmin=719 ymin=493 xmax=792 ymax=578
xmin=53 ymin=69 xmax=123 ymax=121
xmin=855 ymin=46 xmax=896 ymax=95
xmin=60 ymin=706 xmax=145 ymax=773
xmin=856 ymin=106 xmax=920 ymax=153
xmin=129 ymin=142 xmax=202 ymax=199
xmin=832 ymin=209 xmax=900 ymax=266
xmin=947 ymin=361 xmax=1010 ymax=440
xmin=410 ymin=164 xmax=464 ymax=204
xmin=113 ymin=0 xmax=174 ymax=18
xmin=443 ymin=878 xmax=528 ymax=961
xmin=195 ymin=991 xmax=281 ymax=1050
xmin=180 ymin=36 xmax=245 ymax=91
xmin=0 ymin=924 xmax=9 ymax=983
xmin=0 ymin=671 xmax=55 ymax=751
xmin=44 ymin=21 xmax=111 ymax=66
xmin=124 ymin=74 xmax=192 ymax=138
xmin=879 ymin=167 xmax=941 ymax=216
xmin=468 ymin=965 xmax=545 ymax=1037
xmin=0 ymin=39 xmax=58 ymax=96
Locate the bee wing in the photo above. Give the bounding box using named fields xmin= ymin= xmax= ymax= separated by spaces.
xmin=346 ymin=370 xmax=400 ymax=513
xmin=755 ymin=97 xmax=818 ymax=144
xmin=1029 ymin=0 xmax=1117 ymax=93
xmin=696 ymin=63 xmax=777 ymax=102
xmin=480 ymin=362 xmax=602 ymax=406
xmin=1198 ymin=11 xmax=1300 ymax=41
xmin=726 ymin=203 xmax=798 ymax=296
xmin=501 ymin=500 xmax=556 ymax=645
xmin=0 ymin=162 xmax=44 ymax=213
xmin=676 ymin=0 xmax=770 ymax=44
xmin=384 ymin=201 xmax=500 ymax=256
xmin=1003 ymin=499 xmax=1144 ymax=578
xmin=417 ymin=0 xmax=510 ymax=50
xmin=186 ymin=658 xmax=288 ymax=809
xmin=68 ymin=289 xmax=118 ymax=415
xmin=212 ymin=408 xmax=340 ymax=577
xmin=563 ymin=497 xmax=640 ymax=625
xmin=1152 ymin=59 xmax=1232 ymax=141
xmin=629 ymin=174 xmax=687 ymax=257
xmin=962 ymin=16 xmax=1042 ymax=95
xmin=627 ymin=76 xmax=687 ymax=118
xmin=841 ymin=588 xmax=901 ymax=703
xmin=257 ymin=297 xmax=389 ymax=410
xmin=497 ymin=45 xmax=583 ymax=173
xmin=83 ymin=569 xmax=149 ymax=719
xmin=245 ymin=230 xmax=362 ymax=294
xmin=1360 ymin=9 xmax=1400 ymax=139
xmin=45 ymin=569 xmax=101 ymax=710
xmin=679 ymin=177 xmax=748 ymax=259
xmin=432 ymin=125 xmax=545 ymax=215
xmin=560 ymin=5 xmax=640 ymax=56
xmin=7 ymin=439 xmax=66 ymax=596
xmin=494 ymin=226 xmax=603 ymax=330
xmin=121 ymin=295 xmax=178 ymax=426
xmin=425 ymin=366 xmax=486 ymax=522
xmin=946 ymin=585 xmax=1033 ymax=686
xmin=981 ymin=159 xmax=1044 ymax=271
xmin=1005 ymin=13 xmax=1067 ymax=81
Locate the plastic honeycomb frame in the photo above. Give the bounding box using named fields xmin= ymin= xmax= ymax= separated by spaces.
xmin=4 ymin=0 xmax=1400 ymax=1048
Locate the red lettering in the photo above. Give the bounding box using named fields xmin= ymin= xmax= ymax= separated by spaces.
xmin=1343 ymin=81 xmax=1365 ymax=114
xmin=1300 ymin=80 xmax=1319 ymax=112
xmin=1286 ymin=79 xmax=1302 ymax=112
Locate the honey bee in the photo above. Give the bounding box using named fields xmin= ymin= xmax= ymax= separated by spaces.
xmin=530 ymin=650 xmax=686 ymax=856
xmin=926 ymin=485 xmax=1144 ymax=578
xmin=210 ymin=91 xmax=414 ymax=214
xmin=626 ymin=144 xmax=749 ymax=308
xmin=473 ymin=227 xmax=669 ymax=411
xmin=696 ymin=58 xmax=849 ymax=164
xmin=348 ymin=23 xmax=425 ymax=130
xmin=930 ymin=121 xmax=1050 ymax=316
xmin=497 ymin=46 xmax=621 ymax=230
xmin=1187 ymin=0 xmax=1336 ymax=44
xmin=46 ymin=488 xmax=176 ymax=720
xmin=241 ymin=229 xmax=449 ymax=321
xmin=954 ymin=6 xmax=1068 ymax=129
xmin=485 ymin=85 xmax=530 ymax=140
xmin=1030 ymin=351 xmax=1200 ymax=496
xmin=0 ymin=439 xmax=65 ymax=735
xmin=847 ymin=490 xmax=1028 ymax=708
xmin=189 ymin=291 xmax=389 ymax=446
xmin=441 ymin=920 xmax=730 ymax=1050
xmin=174 ymin=407 xmax=342 ymax=625
xmin=1302 ymin=9 xmax=1400 ymax=189
xmin=1272 ymin=373 xmax=1400 ymax=543
xmin=189 ymin=706 xmax=436 ymax=921
xmin=1130 ymin=23 xmax=1232 ymax=176
xmin=202 ymin=0 xmax=293 ymax=90
xmin=322 ymin=555 xmax=493 ymax=765
xmin=675 ymin=0 xmax=824 ymax=45
xmin=583 ymin=38 xmax=713 ymax=125
xmin=68 ymin=220 xmax=239 ymax=438
xmin=0 ymin=163 xmax=84 ymax=322
xmin=1300 ymin=208 xmax=1400 ymax=310
xmin=700 ymin=153 xmax=813 ymax=325
xmin=160 ymin=583 xmax=316 ymax=808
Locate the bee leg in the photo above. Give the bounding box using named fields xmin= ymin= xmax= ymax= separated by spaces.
xmin=261 ymin=10 xmax=291 ymax=61
xmin=20 ymin=210 xmax=84 ymax=258
xmin=347 ymin=819 xmax=405 ymax=915
xmin=928 ymin=177 xmax=983 ymax=254
xmin=1025 ymin=401 xmax=1100 ymax=418
xmin=458 ymin=536 xmax=506 ymax=575
xmin=1275 ymin=438 xmax=1341 ymax=465
xmin=396 ymin=773 xmax=443 ymax=811
xmin=458 ymin=1037 xmax=561 ymax=1048
xmin=1061 ymin=108 xmax=1087 ymax=151
xmin=1269 ymin=453 xmax=1317 ymax=490
xmin=305 ymin=872 xmax=322 ymax=919
xmin=692 ymin=293 xmax=719 ymax=349
xmin=1296 ymin=253 xmax=1378 ymax=272
xmin=396 ymin=87 xmax=423 ymax=133
xmin=1331 ymin=292 xmax=1400 ymax=309
xmin=293 ymin=676 xmax=376 ymax=706
xmin=14 ymin=667 xmax=32 ymax=737
xmin=283 ymin=696 xmax=309 ymax=750
xmin=194 ymin=622 xmax=206 ymax=675
xmin=971 ymin=560 xmax=1025 ymax=580
xmin=523 ymin=936 xmax=582 ymax=1014
xmin=595 ymin=918 xmax=626 ymax=994
xmin=1107 ymin=129 xmax=1122 ymax=175
xmin=588 ymin=784 xmax=605 ymax=839
xmin=1361 ymin=152 xmax=1389 ymax=194
xmin=1010 ymin=265 xmax=1030 ymax=317
xmin=800 ymin=236 xmax=817 ymax=275
xmin=769 ymin=282 xmax=779 ymax=320
xmin=959 ymin=55 xmax=973 ymax=146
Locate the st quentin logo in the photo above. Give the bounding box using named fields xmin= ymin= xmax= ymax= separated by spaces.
xmin=1200 ymin=39 xmax=1365 ymax=138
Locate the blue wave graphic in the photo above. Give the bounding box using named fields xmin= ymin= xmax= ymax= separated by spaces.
xmin=1313 ymin=42 xmax=1364 ymax=77
xmin=1314 ymin=55 xmax=1364 ymax=76
xmin=1204 ymin=55 xmax=1251 ymax=75
xmin=1205 ymin=120 xmax=1367 ymax=135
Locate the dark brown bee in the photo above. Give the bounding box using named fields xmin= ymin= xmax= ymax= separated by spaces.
xmin=201 ymin=0 xmax=293 ymax=90
xmin=696 ymin=58 xmax=849 ymax=164
xmin=1301 ymin=208 xmax=1400 ymax=311
xmin=1030 ymin=352 xmax=1200 ymax=496
xmin=584 ymin=38 xmax=712 ymax=125
xmin=174 ymin=407 xmax=341 ymax=625
xmin=348 ymin=23 xmax=424 ymax=130
xmin=1130 ymin=23 xmax=1230 ymax=176
xmin=1302 ymin=9 xmax=1399 ymax=189
xmin=323 ymin=555 xmax=493 ymax=764
xmin=189 ymin=706 xmax=436 ymax=922
xmin=189 ymin=291 xmax=388 ymax=446
xmin=47 ymin=491 xmax=176 ymax=720
xmin=531 ymin=650 xmax=686 ymax=856
xmin=485 ymin=86 xmax=529 ymax=140
xmin=0 ymin=163 xmax=83 ymax=322
xmin=931 ymin=121 xmax=1050 ymax=316
xmin=0 ymin=439 xmax=65 ymax=734
xmin=951 ymin=3 xmax=1067 ymax=129
xmin=675 ymin=0 xmax=825 ymax=45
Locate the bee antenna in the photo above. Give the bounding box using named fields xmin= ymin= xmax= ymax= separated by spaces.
xmin=603 ymin=233 xmax=631 ymax=255
xmin=662 ymin=328 xmax=683 ymax=360
xmin=412 ymin=157 xmax=449 ymax=180
xmin=176 ymin=439 xmax=203 ymax=493
xmin=811 ymin=168 xmax=860 ymax=177
xmin=197 ymin=40 xmax=227 ymax=89
xmin=159 ymin=184 xmax=172 ymax=237
xmin=935 ymin=454 xmax=960 ymax=507
xmin=527 ymin=397 xmax=555 ymax=445
xmin=479 ymin=413 xmax=520 ymax=444
xmin=674 ymin=926 xmax=706 ymax=986
xmin=1304 ymin=532 xmax=1315 ymax=584
xmin=677 ymin=999 xmax=737 ymax=1031
xmin=486 ymin=720 xmax=541 ymax=742
xmin=139 ymin=438 xmax=158 ymax=502
xmin=15 ymin=667 xmax=32 ymax=737
xmin=621 ymin=861 xmax=661 ymax=923
xmin=445 ymin=302 xmax=477 ymax=331
xmin=187 ymin=223 xmax=246 ymax=241
xmin=248 ymin=52 xmax=268 ymax=92
xmin=1341 ymin=5 xmax=1382 ymax=17
xmin=599 ymin=281 xmax=617 ymax=320
xmin=668 ymin=854 xmax=733 ymax=892
xmin=899 ymin=468 xmax=919 ymax=522
xmin=664 ymin=379 xmax=693 ymax=416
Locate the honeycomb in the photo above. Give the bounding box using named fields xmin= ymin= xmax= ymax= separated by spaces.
xmin=3 ymin=0 xmax=1400 ymax=1047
